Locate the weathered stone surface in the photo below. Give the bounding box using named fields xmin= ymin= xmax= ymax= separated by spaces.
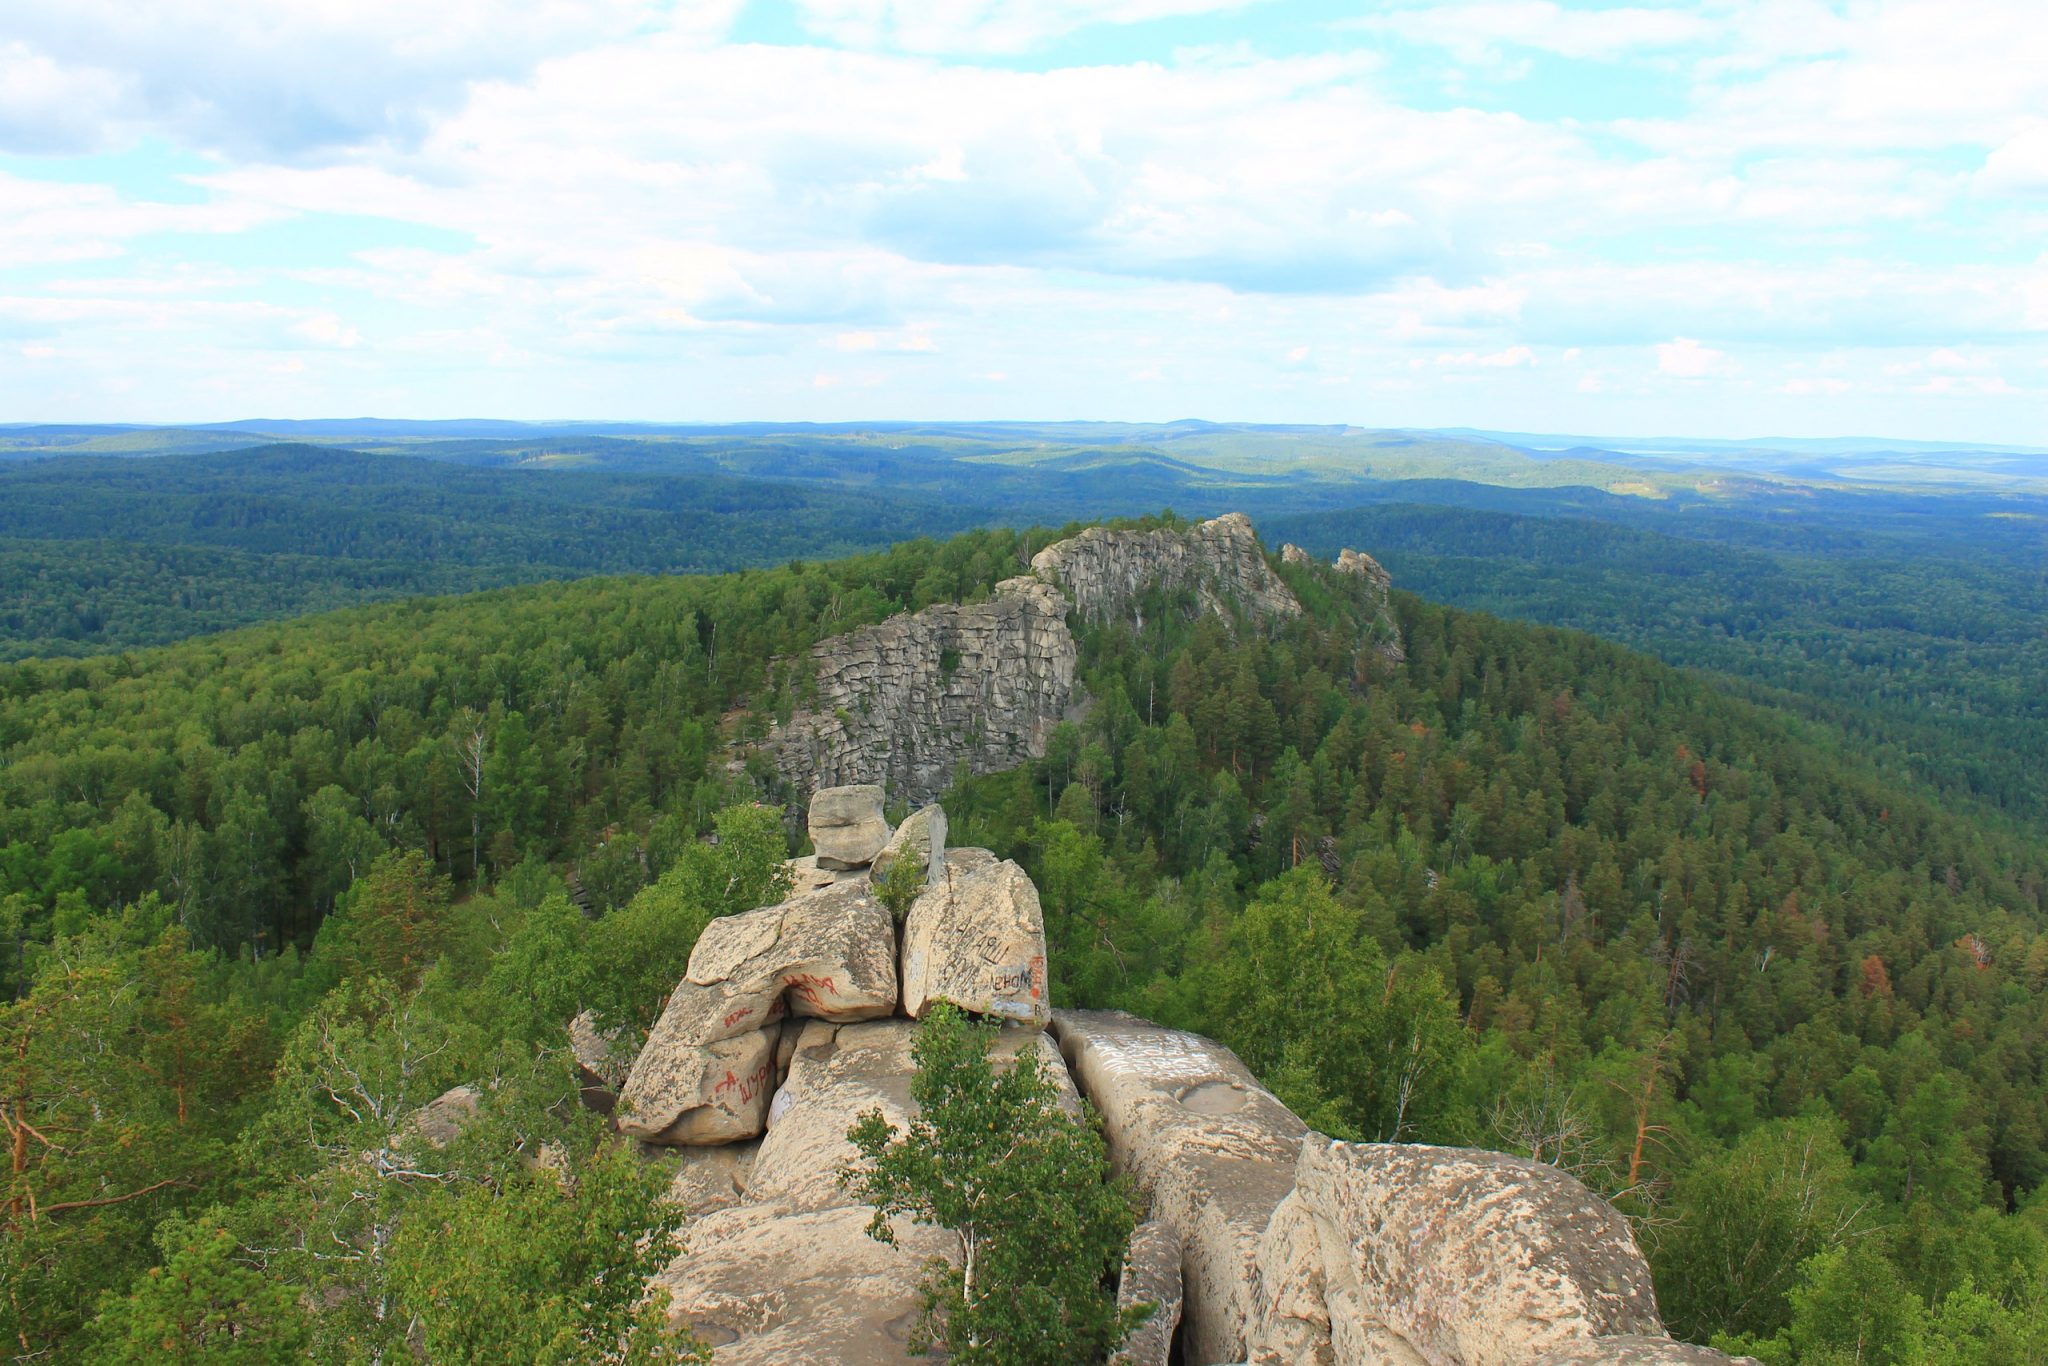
xmin=1275 ymin=1140 xmax=1669 ymax=1366
xmin=1280 ymin=542 xmax=1313 ymax=567
xmin=663 ymin=1140 xmax=760 ymax=1222
xmin=1052 ymin=1009 xmax=1308 ymax=1366
xmin=1116 ymin=1220 xmax=1185 ymax=1366
xmin=870 ymin=803 xmax=947 ymax=885
xmin=1535 ymin=1338 xmax=1761 ymax=1365
xmin=902 ymin=854 xmax=1050 ymax=1026
xmin=616 ymin=1029 xmax=778 ymax=1146
xmin=569 ymin=1009 xmax=634 ymax=1115
xmin=809 ymin=784 xmax=892 ymax=870
xmin=401 ymin=1083 xmax=483 ymax=1150
xmin=654 ymin=1202 xmax=954 ymax=1364
xmin=654 ymin=1017 xmax=1082 ymax=1363
xmin=750 ymin=1018 xmax=1080 ymax=1213
xmin=782 ymin=853 xmax=855 ymax=895
xmin=766 ymin=516 xmax=1305 ymax=804
xmin=1334 ymin=546 xmax=1392 ymax=596
xmin=619 ymin=879 xmax=898 ymax=1146
xmin=1032 ymin=512 xmax=1301 ymax=625
xmin=769 ymin=575 xmax=1077 ymax=805
xmin=671 ymin=880 xmax=900 ymax=1043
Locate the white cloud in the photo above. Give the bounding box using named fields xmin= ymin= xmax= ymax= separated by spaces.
xmin=1356 ymin=1 xmax=1713 ymax=65
xmin=0 ymin=1 xmax=742 ymax=155
xmin=1435 ymin=345 xmax=1534 ymax=367
xmin=793 ymin=0 xmax=1264 ymax=54
xmin=1655 ymin=337 xmax=1728 ymax=377
xmin=1979 ymin=121 xmax=2048 ymax=197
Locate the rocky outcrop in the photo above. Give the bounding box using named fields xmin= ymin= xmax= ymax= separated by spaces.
xmin=617 ymin=880 xmax=898 ymax=1145
xmin=1280 ymin=542 xmax=1313 ymax=567
xmin=654 ymin=1014 xmax=1082 ymax=1362
xmin=870 ymin=803 xmax=946 ymax=885
xmin=1335 ymin=547 xmax=1392 ymax=597
xmin=900 ymin=850 xmax=1051 ymax=1027
xmin=1052 ymin=1009 xmax=1309 ymax=1366
xmin=608 ymin=788 xmax=1742 ymax=1366
xmin=1251 ymin=1141 xmax=1676 ymax=1366
xmin=809 ymin=784 xmax=892 ymax=870
xmin=569 ymin=1010 xmax=634 ymax=1115
xmin=1117 ymin=1220 xmax=1185 ymax=1366
xmin=766 ymin=514 xmax=1306 ymax=803
xmin=768 ymin=574 xmax=1076 ymax=805
xmin=1032 ymin=513 xmax=1301 ymax=625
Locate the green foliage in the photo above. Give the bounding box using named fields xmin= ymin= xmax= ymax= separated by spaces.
xmin=1651 ymin=1118 xmax=1868 ymax=1341
xmin=390 ymin=1143 xmax=708 ymax=1366
xmin=839 ymin=1004 xmax=1147 ymax=1366
xmin=86 ymin=1218 xmax=310 ymax=1364
xmin=874 ymin=846 xmax=927 ymax=923
xmin=584 ymin=802 xmax=793 ymax=1037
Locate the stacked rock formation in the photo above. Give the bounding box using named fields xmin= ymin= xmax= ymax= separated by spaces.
xmin=602 ymin=789 xmax=1744 ymax=1363
xmin=767 ymin=514 xmax=1332 ymax=804
xmin=603 ymin=783 xmax=1069 ymax=1361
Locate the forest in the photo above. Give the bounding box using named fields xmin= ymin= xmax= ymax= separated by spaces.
xmin=2 ymin=515 xmax=2045 ymax=1361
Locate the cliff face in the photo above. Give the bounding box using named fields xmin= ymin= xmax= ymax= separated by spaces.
xmin=1031 ymin=511 xmax=1301 ymax=625
xmin=768 ymin=576 xmax=1074 ymax=805
xmin=767 ymin=514 xmax=1310 ymax=803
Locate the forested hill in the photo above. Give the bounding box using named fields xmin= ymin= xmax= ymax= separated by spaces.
xmin=1265 ymin=501 xmax=2048 ymax=827
xmin=4 ymin=519 xmax=2047 ymax=1361
xmin=0 ymin=446 xmax=996 ymax=659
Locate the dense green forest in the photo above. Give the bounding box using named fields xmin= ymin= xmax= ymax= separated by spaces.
xmin=1267 ymin=500 xmax=2048 ymax=827
xmin=4 ymin=519 xmax=2045 ymax=1360
xmin=0 ymin=448 xmax=993 ymax=658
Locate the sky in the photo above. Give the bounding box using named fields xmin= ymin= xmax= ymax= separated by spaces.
xmin=1 ymin=0 xmax=2045 ymax=442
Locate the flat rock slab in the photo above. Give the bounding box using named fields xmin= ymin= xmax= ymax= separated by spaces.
xmin=656 ymin=1202 xmax=954 ymax=1365
xmin=1536 ymin=1339 xmax=1761 ymax=1365
xmin=1051 ymin=1009 xmax=1307 ymax=1366
xmin=809 ymin=783 xmax=892 ymax=870
xmin=902 ymin=853 xmax=1050 ymax=1026
xmin=662 ymin=1140 xmax=760 ymax=1223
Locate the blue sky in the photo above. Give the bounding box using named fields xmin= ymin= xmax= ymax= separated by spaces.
xmin=1 ymin=0 xmax=2044 ymax=441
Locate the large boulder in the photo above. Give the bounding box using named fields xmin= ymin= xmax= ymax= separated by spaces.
xmin=653 ymin=1016 xmax=1083 ymax=1364
xmin=616 ymin=1029 xmax=778 ymax=1146
xmin=654 ymin=1202 xmax=954 ymax=1363
xmin=1334 ymin=546 xmax=1392 ymax=596
xmin=901 ymin=851 xmax=1051 ymax=1026
xmin=1256 ymin=1140 xmax=1735 ymax=1366
xmin=808 ymin=783 xmax=891 ymax=870
xmin=870 ymin=802 xmax=947 ymax=886
xmin=568 ymin=1009 xmax=635 ymax=1115
xmin=1116 ymin=1220 xmax=1184 ymax=1366
xmin=750 ymin=1017 xmax=1079 ymax=1213
xmin=1051 ymin=1010 xmax=1307 ymax=1365
xmin=617 ymin=880 xmax=899 ymax=1145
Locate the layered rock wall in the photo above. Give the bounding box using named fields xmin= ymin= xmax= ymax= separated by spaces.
xmin=1031 ymin=512 xmax=1302 ymax=625
xmin=767 ymin=514 xmax=1309 ymax=803
xmin=769 ymin=575 xmax=1076 ymax=804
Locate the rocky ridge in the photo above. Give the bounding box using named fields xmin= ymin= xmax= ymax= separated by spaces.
xmin=767 ymin=514 xmax=1392 ymax=804
xmin=571 ymin=783 xmax=1750 ymax=1365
